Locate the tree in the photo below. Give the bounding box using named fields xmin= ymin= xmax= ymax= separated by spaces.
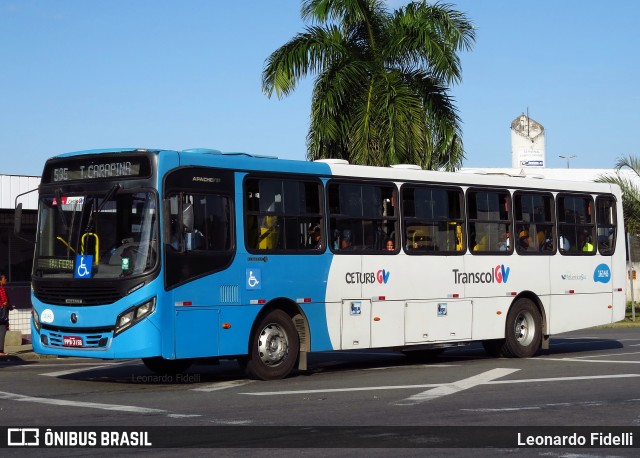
xmin=262 ymin=0 xmax=475 ymax=170
xmin=597 ymin=155 xmax=640 ymax=235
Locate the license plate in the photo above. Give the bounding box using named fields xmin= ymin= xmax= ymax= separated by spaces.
xmin=63 ymin=336 xmax=83 ymax=347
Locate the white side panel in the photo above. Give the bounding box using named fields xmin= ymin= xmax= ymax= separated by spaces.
xmin=341 ymin=299 xmax=371 ymax=349
xmin=405 ymin=300 xmax=472 ymax=343
xmin=549 ymin=253 xmax=613 ymax=333
xmin=549 ymin=294 xmax=612 ymax=334
xmin=361 ymin=253 xmax=465 ymax=302
xmin=371 ymin=301 xmax=404 ymax=347
xmin=326 ymin=255 xmax=362 ymax=349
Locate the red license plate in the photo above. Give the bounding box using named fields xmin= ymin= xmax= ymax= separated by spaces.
xmin=63 ymin=336 xmax=83 ymax=347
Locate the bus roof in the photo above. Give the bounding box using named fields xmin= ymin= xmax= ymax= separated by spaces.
xmin=48 ymin=148 xmax=620 ymax=196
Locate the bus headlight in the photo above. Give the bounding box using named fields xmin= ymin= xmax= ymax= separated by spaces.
xmin=114 ymin=298 xmax=156 ymax=336
xmin=33 ymin=308 xmax=41 ymax=332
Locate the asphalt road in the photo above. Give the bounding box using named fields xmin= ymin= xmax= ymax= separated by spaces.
xmin=1 ymin=328 xmax=640 ymax=457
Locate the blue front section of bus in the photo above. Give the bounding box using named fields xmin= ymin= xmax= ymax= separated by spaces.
xmin=32 ymin=150 xmax=337 ymax=360
xmin=31 ymin=276 xmax=165 ymax=358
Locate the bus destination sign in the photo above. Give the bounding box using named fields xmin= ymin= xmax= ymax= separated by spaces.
xmin=44 ymin=156 xmax=151 ymax=183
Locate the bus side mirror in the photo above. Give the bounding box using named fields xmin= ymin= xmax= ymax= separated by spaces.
xmin=14 ymin=203 xmax=22 ymax=234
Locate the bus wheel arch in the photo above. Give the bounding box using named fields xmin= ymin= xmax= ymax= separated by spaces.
xmin=245 ymin=298 xmax=308 ymax=380
xmin=482 ymin=292 xmax=546 ymax=358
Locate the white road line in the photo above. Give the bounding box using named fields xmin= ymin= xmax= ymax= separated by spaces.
xmin=242 ymin=383 xmax=444 ymax=396
xmin=395 ymin=368 xmax=520 ymax=406
xmin=241 ymin=373 xmax=640 ymax=398
xmin=0 ymin=391 xmax=166 ymax=414
xmin=191 ymin=380 xmax=254 ymax=392
xmin=40 ymin=365 xmax=112 ymax=377
xmin=363 ymin=364 xmax=457 ymax=371
xmin=561 ymin=350 xmax=640 ymax=359
xmin=461 ymin=399 xmax=634 ymax=413
xmin=490 ymin=374 xmax=640 ymax=384
xmin=542 ymin=358 xmax=640 ymax=364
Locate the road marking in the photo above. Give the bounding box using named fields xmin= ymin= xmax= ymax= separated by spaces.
xmin=241 ymin=373 xmax=640 ymax=398
xmin=542 ymin=357 xmax=640 ymax=364
xmin=490 ymin=374 xmax=640 ymax=384
xmin=461 ymin=400 xmax=610 ymax=412
xmin=395 ymin=368 xmax=520 ymax=405
xmin=40 ymin=365 xmax=112 ymax=377
xmin=0 ymin=391 xmax=166 ymax=414
xmin=191 ymin=380 xmax=254 ymax=392
xmin=363 ymin=364 xmax=457 ymax=371
xmin=243 ymin=383 xmax=444 ymax=396
xmin=563 ymin=350 xmax=640 ymax=359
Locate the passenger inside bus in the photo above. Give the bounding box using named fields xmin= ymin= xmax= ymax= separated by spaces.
xmin=498 ymin=230 xmax=510 ymax=251
xmin=581 ymin=232 xmax=594 ymax=252
xmin=341 ymin=229 xmax=352 ymax=249
xmin=518 ymin=228 xmax=530 ymax=250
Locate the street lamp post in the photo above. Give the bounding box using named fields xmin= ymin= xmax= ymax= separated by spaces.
xmin=559 ymin=154 xmax=576 ymax=168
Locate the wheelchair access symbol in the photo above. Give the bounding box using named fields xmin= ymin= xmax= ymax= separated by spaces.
xmin=246 ymin=269 xmax=261 ymax=290
xmin=74 ymin=255 xmax=93 ymax=279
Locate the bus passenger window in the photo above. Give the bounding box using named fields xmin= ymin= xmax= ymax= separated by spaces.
xmin=466 ymin=189 xmax=511 ymax=255
xmin=244 ymin=177 xmax=323 ymax=253
xmin=402 ymin=186 xmax=464 ymax=255
xmin=557 ymin=194 xmax=595 ymax=256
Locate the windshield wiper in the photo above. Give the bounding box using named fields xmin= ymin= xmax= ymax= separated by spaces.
xmin=54 ymin=189 xmax=69 ymax=231
xmin=84 ymin=184 xmax=121 ymax=232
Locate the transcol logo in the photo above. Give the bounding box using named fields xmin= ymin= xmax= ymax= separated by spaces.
xmin=452 ymin=265 xmax=511 ymax=284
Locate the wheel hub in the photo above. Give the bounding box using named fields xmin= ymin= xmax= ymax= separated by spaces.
xmin=257 ymin=323 xmax=289 ymax=367
xmin=514 ymin=310 xmax=535 ymax=346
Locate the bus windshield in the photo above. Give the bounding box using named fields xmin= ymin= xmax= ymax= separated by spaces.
xmin=34 ymin=190 xmax=159 ymax=279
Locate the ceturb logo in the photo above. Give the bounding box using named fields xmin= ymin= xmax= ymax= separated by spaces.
xmin=452 ymin=265 xmax=510 ymax=284
xmin=346 ymin=269 xmax=390 ymax=284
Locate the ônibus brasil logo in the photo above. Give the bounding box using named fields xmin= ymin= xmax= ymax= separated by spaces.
xmin=452 ymin=265 xmax=510 ymax=284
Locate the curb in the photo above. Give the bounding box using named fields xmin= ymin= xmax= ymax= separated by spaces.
xmin=1 ymin=345 xmax=58 ymax=362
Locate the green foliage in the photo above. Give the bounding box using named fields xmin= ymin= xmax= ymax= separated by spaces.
xmin=263 ymin=0 xmax=475 ymax=169
xmin=596 ymin=155 xmax=640 ymax=235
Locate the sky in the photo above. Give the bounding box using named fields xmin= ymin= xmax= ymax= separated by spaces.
xmin=1 ymin=0 xmax=639 ymax=176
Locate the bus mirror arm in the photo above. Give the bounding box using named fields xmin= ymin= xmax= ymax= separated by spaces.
xmin=14 ymin=203 xmax=22 ymax=234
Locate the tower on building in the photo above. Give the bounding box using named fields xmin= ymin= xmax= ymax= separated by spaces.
xmin=511 ymin=113 xmax=546 ymax=168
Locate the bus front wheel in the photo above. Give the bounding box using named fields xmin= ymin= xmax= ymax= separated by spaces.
xmin=246 ymin=310 xmax=299 ymax=380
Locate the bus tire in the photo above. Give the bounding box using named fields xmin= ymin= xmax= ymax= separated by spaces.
xmin=502 ymin=298 xmax=542 ymax=358
xmin=142 ymin=357 xmax=192 ymax=375
xmin=246 ymin=309 xmax=299 ymax=381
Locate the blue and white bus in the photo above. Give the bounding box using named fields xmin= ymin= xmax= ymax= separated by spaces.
xmin=28 ymin=148 xmax=626 ymax=379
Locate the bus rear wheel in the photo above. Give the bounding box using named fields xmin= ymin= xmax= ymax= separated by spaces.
xmin=245 ymin=310 xmax=299 ymax=380
xmin=142 ymin=357 xmax=192 ymax=375
xmin=502 ymin=298 xmax=542 ymax=358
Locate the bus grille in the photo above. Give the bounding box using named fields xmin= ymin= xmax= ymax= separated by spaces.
xmin=47 ymin=331 xmax=109 ymax=348
xmin=34 ymin=285 xmax=123 ymax=305
xmin=220 ymin=285 xmax=239 ymax=303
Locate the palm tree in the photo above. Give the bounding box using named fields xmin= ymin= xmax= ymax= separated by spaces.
xmin=262 ymin=0 xmax=475 ymax=170
xmin=597 ymin=155 xmax=640 ymax=235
